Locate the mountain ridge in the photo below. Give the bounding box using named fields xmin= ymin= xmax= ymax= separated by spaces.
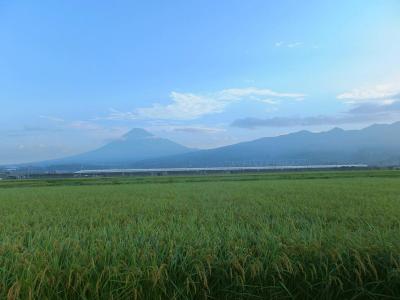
xmin=9 ymin=122 xmax=400 ymax=170
xmin=32 ymin=128 xmax=193 ymax=168
xmin=130 ymin=122 xmax=400 ymax=168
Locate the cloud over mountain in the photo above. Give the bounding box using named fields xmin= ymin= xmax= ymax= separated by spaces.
xmin=232 ymin=83 xmax=400 ymax=129
xmin=337 ymin=83 xmax=400 ymax=104
xmin=103 ymin=87 xmax=305 ymax=121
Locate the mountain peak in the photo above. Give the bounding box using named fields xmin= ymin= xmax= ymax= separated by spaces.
xmin=329 ymin=127 xmax=345 ymax=133
xmin=123 ymin=128 xmax=153 ymax=140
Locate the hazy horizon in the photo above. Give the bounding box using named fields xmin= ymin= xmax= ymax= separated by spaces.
xmin=1 ymin=1 xmax=400 ymax=164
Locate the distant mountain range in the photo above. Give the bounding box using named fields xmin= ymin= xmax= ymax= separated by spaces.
xmin=132 ymin=122 xmax=400 ymax=168
xmin=30 ymin=128 xmax=193 ymax=170
xmin=9 ymin=122 xmax=400 ymax=171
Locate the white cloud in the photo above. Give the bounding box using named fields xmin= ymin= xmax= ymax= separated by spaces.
xmin=39 ymin=116 xmax=104 ymax=132
xmin=69 ymin=121 xmax=103 ymax=131
xmin=234 ymin=82 xmax=400 ymax=129
xmin=218 ymin=87 xmax=304 ymax=101
xmin=171 ymin=126 xmax=225 ymax=134
xmin=337 ymin=83 xmax=400 ymax=104
xmin=105 ymin=109 xmax=138 ymax=121
xmin=37 ymin=115 xmax=127 ymax=141
xmin=39 ymin=115 xmax=65 ymax=122
xmin=275 ymin=41 xmax=303 ymax=48
xmin=136 ymin=92 xmax=225 ymax=120
xmin=287 ymin=42 xmax=302 ymax=48
xmin=105 ymin=87 xmax=305 ymax=121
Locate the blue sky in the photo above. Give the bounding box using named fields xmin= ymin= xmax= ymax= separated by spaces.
xmin=1 ymin=0 xmax=400 ymax=164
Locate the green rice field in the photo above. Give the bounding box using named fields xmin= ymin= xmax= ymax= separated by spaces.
xmin=1 ymin=170 xmax=400 ymax=299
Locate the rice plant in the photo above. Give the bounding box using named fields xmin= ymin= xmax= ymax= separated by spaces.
xmin=0 ymin=171 xmax=399 ymax=299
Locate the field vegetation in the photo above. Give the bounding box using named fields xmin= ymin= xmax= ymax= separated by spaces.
xmin=0 ymin=170 xmax=400 ymax=299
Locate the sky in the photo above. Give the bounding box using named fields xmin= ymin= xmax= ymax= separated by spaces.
xmin=1 ymin=0 xmax=400 ymax=164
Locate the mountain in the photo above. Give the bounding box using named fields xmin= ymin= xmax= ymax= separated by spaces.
xmin=37 ymin=128 xmax=193 ymax=168
xmin=131 ymin=122 xmax=400 ymax=168
xmin=17 ymin=122 xmax=400 ymax=171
